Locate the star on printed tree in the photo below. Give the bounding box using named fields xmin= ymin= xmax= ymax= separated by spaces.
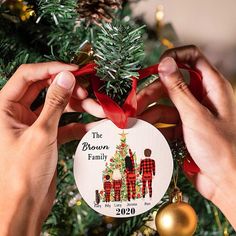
xmin=119 ymin=130 xmax=128 ymax=142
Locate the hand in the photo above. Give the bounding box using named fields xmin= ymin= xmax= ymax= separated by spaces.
xmin=138 ymin=45 xmax=236 ymax=229
xmin=0 ymin=62 xmax=104 ymax=235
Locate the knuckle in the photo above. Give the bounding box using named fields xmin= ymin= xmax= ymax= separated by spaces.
xmin=163 ymin=48 xmax=172 ymax=55
xmin=162 ymin=48 xmax=175 ymax=58
xmin=16 ymin=64 xmax=36 ymax=84
xmin=170 ymin=80 xmax=188 ymax=94
xmin=15 ymin=64 xmax=28 ymax=77
xmin=18 ymin=63 xmax=28 ymax=71
xmin=221 ymin=78 xmax=232 ymax=90
xmin=163 ymin=45 xmax=201 ymax=59
xmin=187 ymin=45 xmax=202 ymax=59
xmin=17 ymin=64 xmax=33 ymax=76
xmin=188 ymin=44 xmax=199 ymax=51
xmin=215 ymin=76 xmax=232 ymax=93
xmin=191 ymin=45 xmax=200 ymax=57
xmin=47 ymin=88 xmax=69 ymax=109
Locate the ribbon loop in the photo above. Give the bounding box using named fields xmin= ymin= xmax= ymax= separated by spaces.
xmin=91 ymin=75 xmax=137 ymax=129
xmin=73 ymin=62 xmax=203 ymax=128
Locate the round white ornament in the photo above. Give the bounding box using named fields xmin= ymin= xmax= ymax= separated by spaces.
xmin=74 ymin=118 xmax=173 ymax=218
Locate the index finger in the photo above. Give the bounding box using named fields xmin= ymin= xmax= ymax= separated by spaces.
xmin=0 ymin=62 xmax=78 ymax=103
xmin=160 ymin=45 xmax=223 ymax=81
xmin=160 ymin=45 xmax=211 ymax=70
xmin=160 ymin=45 xmax=235 ymax=117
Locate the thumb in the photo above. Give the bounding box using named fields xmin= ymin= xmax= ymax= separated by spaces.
xmin=36 ymin=71 xmax=75 ymax=132
xmin=159 ymin=57 xmax=202 ymax=121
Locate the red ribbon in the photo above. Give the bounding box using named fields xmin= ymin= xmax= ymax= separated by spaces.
xmin=73 ymin=63 xmax=138 ymax=129
xmin=73 ymin=62 xmax=203 ymax=173
xmin=73 ymin=62 xmax=203 ymax=129
xmin=183 ymin=154 xmax=200 ymax=174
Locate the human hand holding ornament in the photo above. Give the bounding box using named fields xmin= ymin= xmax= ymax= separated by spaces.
xmin=0 ymin=62 xmax=104 ymax=235
xmin=139 ymin=45 xmax=236 ymax=229
xmin=1 ymin=45 xmax=235 ymax=235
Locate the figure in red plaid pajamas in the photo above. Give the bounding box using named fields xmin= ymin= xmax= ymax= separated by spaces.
xmin=140 ymin=148 xmax=155 ymax=198
xmin=103 ymin=175 xmax=112 ymax=202
xmin=112 ymin=166 xmax=122 ymax=201
xmin=125 ymin=149 xmax=136 ymax=201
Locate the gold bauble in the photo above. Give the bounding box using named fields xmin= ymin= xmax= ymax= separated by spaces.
xmin=155 ymin=202 xmax=197 ymax=236
xmin=156 ymin=188 xmax=197 ymax=236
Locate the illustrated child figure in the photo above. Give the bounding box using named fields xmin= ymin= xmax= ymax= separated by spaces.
xmin=140 ymin=148 xmax=156 ymax=198
xmin=112 ymin=165 xmax=122 ymax=201
xmin=125 ymin=149 xmax=136 ymax=201
xmin=103 ymin=175 xmax=112 ymax=202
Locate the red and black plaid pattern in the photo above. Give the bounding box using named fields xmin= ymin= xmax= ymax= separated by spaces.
xmin=113 ymin=180 xmax=122 ymax=201
xmin=126 ymin=173 xmax=136 ymax=201
xmin=140 ymin=158 xmax=155 ymax=198
xmin=140 ymin=158 xmax=155 ymax=176
xmin=104 ymin=181 xmax=112 ymax=202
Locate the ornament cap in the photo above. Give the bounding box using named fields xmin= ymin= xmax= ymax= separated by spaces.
xmin=170 ymin=187 xmax=182 ymax=203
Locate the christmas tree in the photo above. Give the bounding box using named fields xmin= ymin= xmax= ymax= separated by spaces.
xmin=0 ymin=0 xmax=235 ymax=235
xmin=100 ymin=131 xmax=142 ymax=202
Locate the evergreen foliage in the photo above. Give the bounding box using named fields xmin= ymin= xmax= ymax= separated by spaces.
xmin=94 ymin=21 xmax=145 ymax=104
xmin=0 ymin=0 xmax=235 ymax=235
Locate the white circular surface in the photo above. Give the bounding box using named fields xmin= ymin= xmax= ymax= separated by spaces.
xmin=74 ymin=118 xmax=173 ymax=217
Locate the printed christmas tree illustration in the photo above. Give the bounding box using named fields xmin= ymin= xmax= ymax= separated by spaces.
xmin=100 ymin=131 xmax=142 ymax=202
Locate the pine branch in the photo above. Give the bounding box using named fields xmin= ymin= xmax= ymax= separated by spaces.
xmin=33 ymin=1 xmax=90 ymax=62
xmin=0 ymin=23 xmax=45 ymax=83
xmin=94 ymin=20 xmax=145 ymax=105
xmin=36 ymin=0 xmax=77 ymax=25
xmin=45 ymin=24 xmax=89 ymax=63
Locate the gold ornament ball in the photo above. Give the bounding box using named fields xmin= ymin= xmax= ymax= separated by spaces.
xmin=155 ymin=202 xmax=197 ymax=236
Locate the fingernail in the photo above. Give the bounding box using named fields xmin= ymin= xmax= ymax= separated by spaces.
xmin=54 ymin=71 xmax=75 ymax=90
xmin=159 ymin=57 xmax=178 ymax=77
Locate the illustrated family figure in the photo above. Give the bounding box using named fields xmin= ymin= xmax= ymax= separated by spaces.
xmin=103 ymin=166 xmax=123 ymax=202
xmin=103 ymin=148 xmax=156 ymax=202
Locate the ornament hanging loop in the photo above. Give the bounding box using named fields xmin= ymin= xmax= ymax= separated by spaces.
xmin=170 ymin=187 xmax=182 ymax=203
xmin=170 ymin=157 xmax=183 ymax=203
